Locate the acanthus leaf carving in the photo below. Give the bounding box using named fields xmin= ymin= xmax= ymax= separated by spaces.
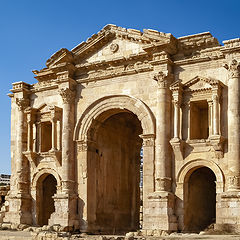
xmin=224 ymin=59 xmax=240 ymax=78
xmin=153 ymin=71 xmax=171 ymax=88
xmin=59 ymin=88 xmax=75 ymax=104
xmin=16 ymin=98 xmax=30 ymax=111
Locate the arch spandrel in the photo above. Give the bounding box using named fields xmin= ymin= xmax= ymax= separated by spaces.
xmin=74 ymin=95 xmax=156 ymax=141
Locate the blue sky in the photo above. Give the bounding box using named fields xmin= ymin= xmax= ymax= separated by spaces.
xmin=0 ymin=0 xmax=239 ymax=174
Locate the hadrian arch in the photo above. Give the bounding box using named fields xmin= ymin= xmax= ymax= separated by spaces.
xmin=74 ymin=95 xmax=155 ymax=233
xmin=176 ymin=159 xmax=225 ymax=231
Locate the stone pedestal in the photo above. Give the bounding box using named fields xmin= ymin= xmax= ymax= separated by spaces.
xmin=215 ymin=192 xmax=240 ymax=233
xmin=143 ymin=191 xmax=177 ymax=231
xmin=4 ymin=193 xmax=32 ymax=225
xmin=49 ymin=193 xmax=79 ymax=230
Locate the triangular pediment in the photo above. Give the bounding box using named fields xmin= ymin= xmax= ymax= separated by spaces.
xmin=183 ymin=76 xmax=219 ymax=92
xmin=71 ymin=24 xmax=173 ymax=63
xmin=44 ymin=24 xmax=174 ymax=69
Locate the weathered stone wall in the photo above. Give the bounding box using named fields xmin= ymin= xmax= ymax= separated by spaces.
xmin=4 ymin=25 xmax=240 ymax=234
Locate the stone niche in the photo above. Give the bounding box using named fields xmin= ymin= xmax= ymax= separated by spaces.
xmin=170 ymin=76 xmax=225 ymax=159
xmin=23 ymin=105 xmax=62 ymax=166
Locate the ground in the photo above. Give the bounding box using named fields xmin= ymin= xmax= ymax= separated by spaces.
xmin=1 ymin=230 xmax=240 ymax=240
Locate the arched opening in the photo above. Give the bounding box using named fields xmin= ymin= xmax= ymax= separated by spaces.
xmin=87 ymin=111 xmax=143 ymax=234
xmin=184 ymin=167 xmax=216 ymax=231
xmin=37 ymin=174 xmax=57 ymax=226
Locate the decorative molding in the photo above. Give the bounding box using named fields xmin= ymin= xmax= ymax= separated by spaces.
xmin=110 ymin=43 xmax=119 ymax=53
xmin=59 ymin=88 xmax=75 ymax=104
xmin=16 ymin=98 xmax=29 ymax=111
xmin=140 ymin=134 xmax=155 ymax=147
xmin=223 ymin=59 xmax=240 ymax=78
xmin=153 ymin=71 xmax=172 ymax=88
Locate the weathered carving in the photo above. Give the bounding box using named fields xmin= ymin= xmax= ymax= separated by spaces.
xmin=16 ymin=98 xmax=29 ymax=111
xmin=59 ymin=88 xmax=75 ymax=104
xmin=228 ymin=176 xmax=240 ymax=190
xmin=110 ymin=43 xmax=119 ymax=53
xmin=156 ymin=177 xmax=172 ymax=192
xmin=224 ymin=59 xmax=240 ymax=78
xmin=153 ymin=71 xmax=169 ymax=88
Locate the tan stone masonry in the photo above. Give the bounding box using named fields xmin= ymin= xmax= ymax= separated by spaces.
xmin=3 ymin=25 xmax=240 ymax=234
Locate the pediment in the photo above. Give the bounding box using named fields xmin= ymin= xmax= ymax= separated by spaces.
xmin=44 ymin=24 xmax=174 ymax=69
xmin=183 ymin=76 xmax=219 ymax=92
xmin=71 ymin=25 xmax=174 ymax=63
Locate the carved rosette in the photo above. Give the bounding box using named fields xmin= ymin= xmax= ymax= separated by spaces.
xmin=153 ymin=71 xmax=170 ymax=88
xmin=16 ymin=98 xmax=29 ymax=111
xmin=224 ymin=59 xmax=240 ymax=78
xmin=59 ymin=88 xmax=75 ymax=104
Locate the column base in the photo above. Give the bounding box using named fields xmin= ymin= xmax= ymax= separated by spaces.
xmin=49 ymin=193 xmax=79 ymax=231
xmin=143 ymin=191 xmax=177 ymax=231
xmin=215 ymin=191 xmax=240 ymax=233
xmin=3 ymin=193 xmax=32 ymax=225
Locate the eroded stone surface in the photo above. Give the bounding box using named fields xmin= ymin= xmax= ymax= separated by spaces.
xmin=3 ymin=25 xmax=240 ymax=234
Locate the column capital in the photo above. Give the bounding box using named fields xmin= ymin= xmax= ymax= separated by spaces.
xmin=228 ymin=176 xmax=240 ymax=191
xmin=59 ymin=88 xmax=75 ymax=104
xmin=140 ymin=134 xmax=155 ymax=147
xmin=224 ymin=59 xmax=240 ymax=78
xmin=16 ymin=98 xmax=29 ymax=111
xmin=153 ymin=71 xmax=172 ymax=88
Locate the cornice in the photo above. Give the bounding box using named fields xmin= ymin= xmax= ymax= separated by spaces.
xmin=222 ymin=38 xmax=240 ymax=54
xmin=11 ymin=81 xmax=31 ymax=94
xmin=174 ymin=46 xmax=224 ymax=65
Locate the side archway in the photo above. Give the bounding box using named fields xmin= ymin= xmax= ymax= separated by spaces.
xmin=32 ymin=168 xmax=62 ymax=190
xmin=177 ymin=159 xmax=224 ymax=193
xmin=176 ymin=159 xmax=225 ymax=231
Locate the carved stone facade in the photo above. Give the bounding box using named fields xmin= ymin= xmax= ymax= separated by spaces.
xmin=4 ymin=25 xmax=240 ymax=233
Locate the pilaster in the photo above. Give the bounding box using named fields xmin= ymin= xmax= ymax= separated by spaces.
xmin=4 ymin=82 xmax=32 ymax=225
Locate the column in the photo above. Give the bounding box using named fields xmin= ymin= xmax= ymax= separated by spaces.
xmin=153 ymin=71 xmax=171 ymax=192
xmin=207 ymin=100 xmax=213 ymax=136
xmin=224 ymin=59 xmax=240 ymax=191
xmin=33 ymin=123 xmax=37 ymax=153
xmin=57 ymin=120 xmax=61 ymax=151
xmin=37 ymin=122 xmax=41 ymax=153
xmin=59 ymin=88 xmax=75 ymax=193
xmin=173 ymin=100 xmax=180 ymax=139
xmin=51 ymin=118 xmax=57 ymax=151
xmin=27 ymin=120 xmax=31 ymax=152
xmin=15 ymin=97 xmax=29 ymax=192
xmin=212 ymin=94 xmax=220 ymax=136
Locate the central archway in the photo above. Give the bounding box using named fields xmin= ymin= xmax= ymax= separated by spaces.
xmin=88 ymin=111 xmax=143 ymax=233
xmin=75 ymin=95 xmax=155 ymax=234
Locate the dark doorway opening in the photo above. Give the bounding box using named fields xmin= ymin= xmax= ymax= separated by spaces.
xmin=38 ymin=174 xmax=57 ymax=226
xmin=185 ymin=167 xmax=216 ymax=231
xmin=87 ymin=111 xmax=143 ymax=234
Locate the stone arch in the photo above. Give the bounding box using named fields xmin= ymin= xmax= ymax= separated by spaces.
xmin=32 ymin=168 xmax=62 ymax=190
xmin=177 ymin=159 xmax=224 ymax=193
xmin=74 ymin=95 xmax=155 ymax=141
xmin=75 ymin=95 xmax=156 ymax=233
